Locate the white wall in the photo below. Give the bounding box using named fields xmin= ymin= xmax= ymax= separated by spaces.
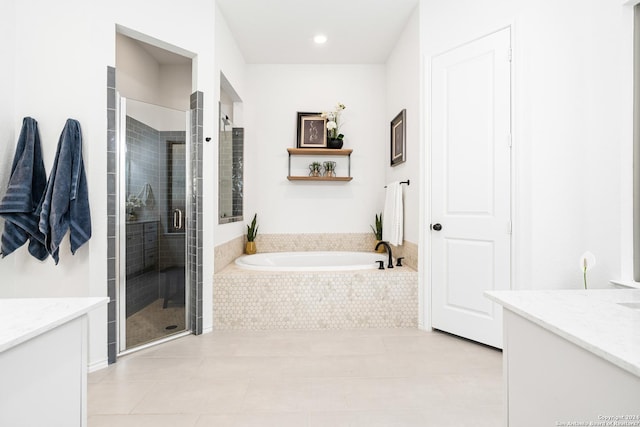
xmin=244 ymin=64 xmax=386 ymax=234
xmin=0 ymin=1 xmax=16 ymax=202
xmin=116 ymin=33 xmax=162 ymax=105
xmin=0 ymin=0 xmax=217 ymax=367
xmin=214 ymin=6 xmax=247 ymax=246
xmin=386 ymin=8 xmax=421 ymax=244
xmin=421 ymin=0 xmax=633 ymax=290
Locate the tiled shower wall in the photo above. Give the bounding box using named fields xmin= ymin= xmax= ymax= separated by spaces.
xmin=106 ymin=67 xmax=117 ymax=363
xmin=189 ymin=91 xmax=204 ymax=335
xmin=126 ymin=117 xmax=160 ymax=222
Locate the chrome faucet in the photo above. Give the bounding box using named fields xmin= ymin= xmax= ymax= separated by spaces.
xmin=375 ymin=241 xmax=394 ymax=269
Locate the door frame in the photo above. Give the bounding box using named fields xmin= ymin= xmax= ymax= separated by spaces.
xmin=116 ymin=96 xmax=192 ymax=355
xmin=421 ymin=24 xmax=517 ymax=332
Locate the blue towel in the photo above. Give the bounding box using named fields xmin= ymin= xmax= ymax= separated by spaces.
xmin=37 ymin=119 xmax=91 ymax=264
xmin=0 ymin=117 xmax=48 ymax=260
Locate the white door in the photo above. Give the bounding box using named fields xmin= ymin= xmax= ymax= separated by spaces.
xmin=430 ymin=28 xmax=511 ymax=349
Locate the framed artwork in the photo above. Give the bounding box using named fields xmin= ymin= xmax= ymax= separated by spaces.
xmin=297 ymin=112 xmax=327 ymax=148
xmin=390 ymin=109 xmax=406 ymax=166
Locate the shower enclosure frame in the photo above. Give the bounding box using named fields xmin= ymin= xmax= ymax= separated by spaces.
xmin=116 ymin=96 xmax=192 ymax=354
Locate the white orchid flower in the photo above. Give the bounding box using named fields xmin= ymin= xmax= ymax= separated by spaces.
xmin=579 ymin=251 xmax=596 ymax=289
xmin=327 ymin=121 xmax=337 ymax=130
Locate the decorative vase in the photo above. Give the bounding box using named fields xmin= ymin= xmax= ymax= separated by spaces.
xmin=127 ymin=211 xmax=137 ymax=222
xmin=309 ymin=163 xmax=323 ymax=177
xmin=245 ymin=241 xmax=256 ymax=255
xmin=323 ymin=161 xmax=336 ymax=177
xmin=327 ymin=138 xmax=343 ymax=149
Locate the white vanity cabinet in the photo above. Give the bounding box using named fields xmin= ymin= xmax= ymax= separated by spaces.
xmin=486 ymin=290 xmax=640 ymax=427
xmin=0 ymin=297 xmax=108 ymax=427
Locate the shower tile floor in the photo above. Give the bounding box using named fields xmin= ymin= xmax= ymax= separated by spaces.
xmin=126 ymin=299 xmax=186 ymax=348
xmin=88 ymin=328 xmax=503 ymax=427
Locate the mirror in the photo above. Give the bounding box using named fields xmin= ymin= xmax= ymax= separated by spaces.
xmin=218 ymin=73 xmax=244 ymax=224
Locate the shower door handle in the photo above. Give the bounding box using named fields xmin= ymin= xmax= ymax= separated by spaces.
xmin=173 ymin=209 xmax=183 ymax=230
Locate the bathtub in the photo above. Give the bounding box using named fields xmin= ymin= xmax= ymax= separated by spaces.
xmin=234 ymin=251 xmax=387 ymax=272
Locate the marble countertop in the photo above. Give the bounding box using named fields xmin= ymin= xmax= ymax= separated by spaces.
xmin=485 ymin=289 xmax=640 ymax=377
xmin=0 ymin=297 xmax=108 ymax=353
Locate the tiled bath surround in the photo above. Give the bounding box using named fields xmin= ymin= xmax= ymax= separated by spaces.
xmin=214 ymin=264 xmax=418 ymax=330
xmin=213 ymin=233 xmax=419 ymax=331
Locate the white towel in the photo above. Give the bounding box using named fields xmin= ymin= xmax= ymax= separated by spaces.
xmin=137 ymin=183 xmax=155 ymax=208
xmin=382 ymin=181 xmax=403 ymax=246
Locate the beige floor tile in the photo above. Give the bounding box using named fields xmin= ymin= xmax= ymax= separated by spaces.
xmin=232 ymin=412 xmax=310 ymax=427
xmin=89 ymin=414 xmax=199 ymax=427
xmin=131 ymin=379 xmax=249 ymax=414
xmin=308 ymin=411 xmax=359 ymax=427
xmin=283 ymin=355 xmax=371 ymax=378
xmin=198 ymin=356 xmax=292 ymax=381
xmin=100 ymin=356 xmax=203 ymax=383
xmin=345 ymin=377 xmax=447 ymax=411
xmin=194 ymin=414 xmax=236 ymax=427
xmin=241 ymin=378 xmax=309 ymax=412
xmin=88 ymin=381 xmax=156 ymax=415
xmin=88 ymin=328 xmax=504 ymax=426
xmin=308 ymin=335 xmax=386 ymax=356
xmin=233 ymin=336 xmax=314 ymax=357
xmin=355 ymin=410 xmax=430 ymax=427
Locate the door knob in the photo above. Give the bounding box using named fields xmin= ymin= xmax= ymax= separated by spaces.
xmin=432 ymin=223 xmax=442 ymax=231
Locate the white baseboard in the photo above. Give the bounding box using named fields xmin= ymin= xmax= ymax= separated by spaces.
xmin=88 ymin=358 xmax=108 ymax=373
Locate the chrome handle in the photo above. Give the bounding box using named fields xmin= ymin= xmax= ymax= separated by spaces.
xmin=173 ymin=209 xmax=183 ymax=230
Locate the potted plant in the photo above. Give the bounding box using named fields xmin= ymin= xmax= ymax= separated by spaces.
xmin=322 ymin=102 xmax=346 ymax=149
xmin=246 ymin=213 xmax=258 ymax=254
xmin=371 ymin=212 xmax=384 ymax=252
xmin=323 ymin=161 xmax=336 ymax=177
xmin=309 ymin=161 xmax=323 ymax=177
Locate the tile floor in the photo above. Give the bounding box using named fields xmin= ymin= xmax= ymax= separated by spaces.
xmin=88 ymin=328 xmax=503 ymax=427
xmin=126 ymin=299 xmax=186 ymax=348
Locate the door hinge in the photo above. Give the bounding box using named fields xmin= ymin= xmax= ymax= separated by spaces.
xmin=507 ymin=221 xmax=512 ymax=234
xmin=508 ymin=48 xmax=512 ymax=62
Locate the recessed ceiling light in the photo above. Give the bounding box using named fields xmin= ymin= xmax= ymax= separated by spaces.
xmin=314 ymin=34 xmax=327 ymax=44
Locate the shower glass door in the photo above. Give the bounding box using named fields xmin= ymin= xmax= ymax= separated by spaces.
xmin=118 ymin=97 xmax=189 ymax=352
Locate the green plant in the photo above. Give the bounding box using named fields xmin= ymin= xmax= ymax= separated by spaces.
xmin=246 ymin=213 xmax=258 ymax=242
xmin=323 ymin=161 xmax=336 ymax=172
xmin=309 ymin=162 xmax=323 ymax=176
xmin=370 ymin=212 xmax=383 ymax=240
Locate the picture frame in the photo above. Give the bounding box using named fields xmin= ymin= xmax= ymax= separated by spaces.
xmin=390 ymin=109 xmax=406 ymax=166
xmin=297 ymin=112 xmax=327 ymax=148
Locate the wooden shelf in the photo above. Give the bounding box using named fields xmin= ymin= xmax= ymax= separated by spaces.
xmin=287 ymin=148 xmax=353 ymax=182
xmin=287 ymin=176 xmax=353 ymax=182
xmin=287 ymin=148 xmax=353 ymax=156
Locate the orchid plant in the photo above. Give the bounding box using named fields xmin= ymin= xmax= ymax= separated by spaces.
xmin=580 ymin=251 xmax=596 ymax=289
xmin=126 ymin=195 xmax=143 ymax=212
xmin=322 ymin=102 xmax=346 ymax=141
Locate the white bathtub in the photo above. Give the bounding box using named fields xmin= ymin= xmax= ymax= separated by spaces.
xmin=234 ymin=251 xmax=387 ymax=272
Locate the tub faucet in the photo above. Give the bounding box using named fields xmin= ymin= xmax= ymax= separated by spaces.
xmin=375 ymin=241 xmax=394 ymax=269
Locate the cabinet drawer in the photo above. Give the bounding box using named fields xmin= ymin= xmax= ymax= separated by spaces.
xmin=144 ymin=253 xmax=157 ymax=268
xmin=144 ymin=222 xmax=158 ymax=234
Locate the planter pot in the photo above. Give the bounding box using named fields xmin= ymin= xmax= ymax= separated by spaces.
xmin=328 ymin=138 xmax=344 ymax=149
xmin=245 ymin=241 xmax=256 ymax=255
